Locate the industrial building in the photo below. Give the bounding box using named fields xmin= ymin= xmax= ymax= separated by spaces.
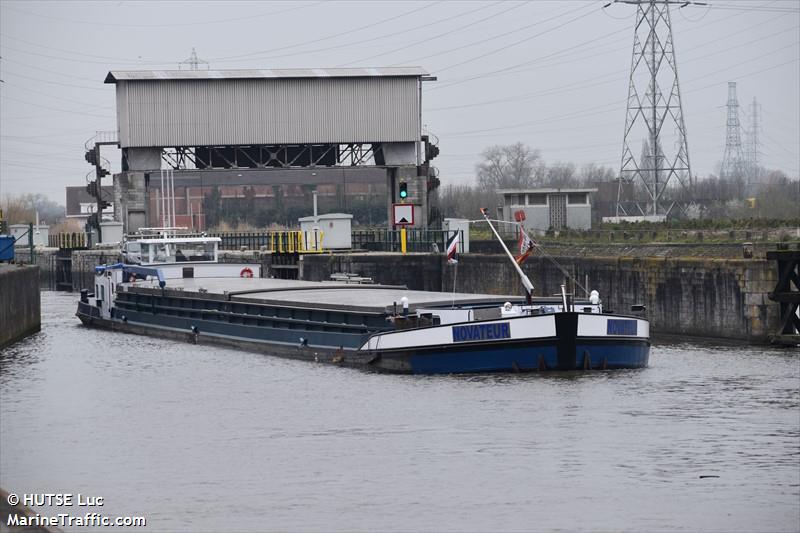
xmin=65 ymin=185 xmax=115 ymax=224
xmin=99 ymin=67 xmax=437 ymax=233
xmin=498 ymin=188 xmax=597 ymax=232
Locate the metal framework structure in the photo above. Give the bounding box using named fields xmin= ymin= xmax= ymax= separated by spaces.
xmin=744 ymin=96 xmax=762 ymax=194
xmin=766 ymin=250 xmax=800 ymax=346
xmin=178 ymin=48 xmax=209 ymax=71
xmin=613 ymin=0 xmax=697 ymax=217
xmin=160 ymin=143 xmax=385 ymax=170
xmin=721 ymin=81 xmax=746 ymax=182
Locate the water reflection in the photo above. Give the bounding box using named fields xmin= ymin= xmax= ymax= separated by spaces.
xmin=0 ymin=292 xmax=798 ymax=533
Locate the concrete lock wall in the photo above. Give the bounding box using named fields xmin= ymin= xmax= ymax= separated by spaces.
xmin=21 ymin=246 xmax=782 ymax=342
xmin=0 ymin=265 xmax=41 ymax=349
xmin=302 ymin=253 xmax=779 ymax=342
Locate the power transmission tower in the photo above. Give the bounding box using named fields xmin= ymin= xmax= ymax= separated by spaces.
xmin=720 ymin=82 xmax=746 ymax=184
xmin=179 ymin=47 xmax=209 ymax=71
xmin=744 ymin=96 xmax=761 ymax=194
xmin=610 ymin=0 xmax=700 ymax=219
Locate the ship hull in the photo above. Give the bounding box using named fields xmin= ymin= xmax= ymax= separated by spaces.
xmin=362 ymin=311 xmax=649 ymax=373
xmin=78 ymin=302 xmax=649 ymax=374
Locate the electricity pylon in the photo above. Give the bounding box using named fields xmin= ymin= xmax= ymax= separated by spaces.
xmin=179 ymin=48 xmax=209 ymax=71
xmin=610 ymin=0 xmax=701 ymax=218
xmin=721 ymin=81 xmax=746 ymax=182
xmin=744 ymin=96 xmax=761 ymax=195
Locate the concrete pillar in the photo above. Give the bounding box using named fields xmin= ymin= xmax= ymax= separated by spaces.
xmin=114 ymin=171 xmax=148 ymax=233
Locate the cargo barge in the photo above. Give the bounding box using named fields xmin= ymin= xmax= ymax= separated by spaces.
xmin=75 ymin=224 xmax=650 ymax=374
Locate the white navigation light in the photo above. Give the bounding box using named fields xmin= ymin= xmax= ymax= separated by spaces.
xmin=400 ymin=296 xmax=409 ymax=317
xmin=503 ymin=302 xmax=513 ymax=311
xmin=590 ymin=290 xmax=600 ymax=305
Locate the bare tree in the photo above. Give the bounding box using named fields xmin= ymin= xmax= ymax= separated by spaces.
xmin=476 ymin=143 xmax=542 ymax=192
xmin=438 ymin=184 xmax=494 ymax=220
xmin=543 ymin=162 xmax=578 ymax=187
xmin=579 ymin=163 xmax=616 ymax=186
xmin=1 ymin=194 xmax=65 ymax=225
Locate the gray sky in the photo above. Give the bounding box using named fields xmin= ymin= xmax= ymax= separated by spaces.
xmin=1 ymin=0 xmax=798 ymax=204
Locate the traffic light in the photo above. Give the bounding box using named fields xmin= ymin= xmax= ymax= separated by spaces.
xmin=99 ymin=200 xmax=111 ymax=211
xmin=86 ymin=181 xmax=97 ymax=196
xmin=97 ymin=167 xmax=109 ymax=178
xmin=85 ymin=149 xmax=97 ymax=166
xmin=398 ymin=181 xmax=408 ymax=200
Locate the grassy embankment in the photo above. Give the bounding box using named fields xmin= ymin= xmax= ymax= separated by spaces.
xmin=475 ymin=218 xmax=800 ymax=245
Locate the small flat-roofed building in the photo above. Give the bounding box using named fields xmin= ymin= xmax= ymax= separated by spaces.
xmin=498 ymin=188 xmax=597 ymax=232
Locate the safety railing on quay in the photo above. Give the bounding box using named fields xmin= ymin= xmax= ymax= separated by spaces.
xmin=209 ymin=230 xmax=324 ymax=253
xmin=351 ymin=229 xmax=464 ymax=253
xmin=48 ymin=232 xmax=88 ymax=249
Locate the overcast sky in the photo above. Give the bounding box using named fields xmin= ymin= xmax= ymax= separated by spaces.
xmin=1 ymin=0 xmax=798 ymax=204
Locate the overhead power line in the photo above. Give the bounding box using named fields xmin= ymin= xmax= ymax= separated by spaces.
xmin=338 ymin=1 xmax=529 ymax=67
xmin=433 ymin=2 xmax=597 ymax=74
xmin=213 ymin=1 xmax=444 ymax=61
xmin=428 ymin=25 xmax=629 ymax=91
xmin=0 ymin=70 xmax=109 ymax=91
xmin=432 ymin=54 xmax=799 ymax=140
xmin=2 ymin=2 xmax=325 ymax=29
xmin=707 ymin=3 xmax=800 ymax=14
xmin=0 ymin=81 xmax=114 ymax=109
xmin=0 ymin=32 xmax=169 ymax=65
xmin=0 ymin=95 xmax=113 ymax=119
xmin=429 ymin=25 xmax=798 ymax=112
xmin=428 ymin=1 xmax=783 ymax=90
xmin=215 ymin=2 xmax=500 ymax=62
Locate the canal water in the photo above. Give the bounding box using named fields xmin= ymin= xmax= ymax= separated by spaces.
xmin=1 ymin=292 xmax=798 ymax=532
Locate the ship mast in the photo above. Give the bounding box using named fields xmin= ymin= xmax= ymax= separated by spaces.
xmin=480 ymin=208 xmax=534 ymax=304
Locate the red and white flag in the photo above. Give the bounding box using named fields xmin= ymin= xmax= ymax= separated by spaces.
xmin=515 ymin=226 xmax=535 ymax=265
xmin=446 ymin=231 xmax=459 ymax=264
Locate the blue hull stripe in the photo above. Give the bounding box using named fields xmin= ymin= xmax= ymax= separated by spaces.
xmin=575 ymin=343 xmax=649 ymax=369
xmin=409 ymin=345 xmax=559 ymax=374
xmin=407 ymin=342 xmax=649 ymax=374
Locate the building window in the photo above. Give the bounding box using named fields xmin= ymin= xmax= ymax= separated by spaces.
xmin=567 ymin=193 xmax=588 ymax=205
xmin=527 ymin=194 xmax=547 ymax=205
xmin=506 ymin=194 xmax=523 ymax=206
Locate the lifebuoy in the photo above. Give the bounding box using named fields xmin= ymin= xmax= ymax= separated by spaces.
xmin=240 ymin=267 xmax=254 ymax=278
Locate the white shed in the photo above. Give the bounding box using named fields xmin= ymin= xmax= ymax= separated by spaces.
xmin=9 ymin=224 xmax=49 ymax=247
xmin=298 ymin=213 xmax=353 ymax=250
xmin=443 ymin=218 xmax=470 ymax=253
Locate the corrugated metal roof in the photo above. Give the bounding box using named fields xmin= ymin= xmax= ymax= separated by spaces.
xmin=105 ymin=67 xmax=429 ymax=83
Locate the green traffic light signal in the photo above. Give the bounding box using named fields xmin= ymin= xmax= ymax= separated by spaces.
xmin=399 ymin=181 xmax=408 ymax=199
